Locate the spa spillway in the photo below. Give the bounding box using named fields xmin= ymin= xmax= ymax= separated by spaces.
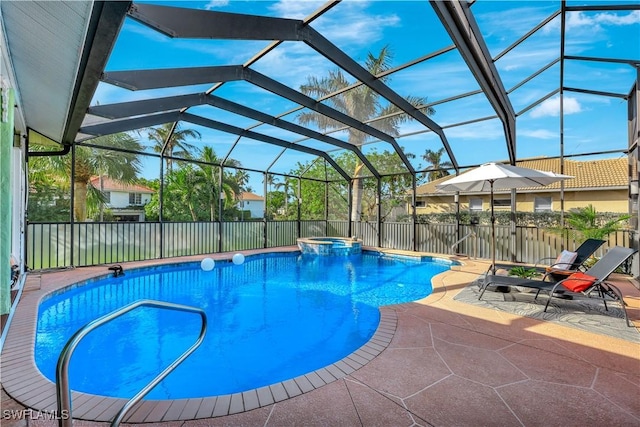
xmin=297 ymin=237 xmax=362 ymax=256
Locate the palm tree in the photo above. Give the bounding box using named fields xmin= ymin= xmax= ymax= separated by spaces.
xmin=29 ymin=133 xmax=143 ymax=221
xmin=164 ymin=165 xmax=205 ymax=221
xmin=266 ymin=173 xmax=278 ymax=186
xmin=197 ymin=146 xmax=236 ymax=220
xmin=148 ymin=122 xmax=201 ymax=171
xmin=563 ymin=204 xmax=630 ymax=241
xmin=297 ymin=45 xmax=434 ymax=221
xmin=234 ymin=169 xmax=250 ymax=220
xmin=266 ymin=174 xmax=286 ymax=217
xmin=274 ymin=176 xmax=296 ymax=214
xmin=422 ymin=148 xmax=453 ymax=181
xmin=265 ymin=173 xmax=279 ymax=195
xmin=235 ymin=169 xmax=249 ymax=193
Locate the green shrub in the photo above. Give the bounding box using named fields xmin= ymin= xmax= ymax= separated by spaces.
xmin=508 ymin=266 xmax=540 ymax=278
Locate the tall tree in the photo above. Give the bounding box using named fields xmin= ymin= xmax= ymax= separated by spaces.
xmin=266 ymin=173 xmax=278 ymax=188
xmin=148 ymin=122 xmax=201 ymax=171
xmin=145 ymin=149 xmax=245 ymax=221
xmin=274 ymin=176 xmax=296 ymax=214
xmin=422 ymin=147 xmax=453 ymax=181
xmin=164 ymin=165 xmax=206 ymax=221
xmin=233 ymin=169 xmax=251 ymax=220
xmin=288 ymin=148 xmax=412 ymax=221
xmin=28 ymin=133 xmax=143 ymax=221
xmin=197 ymin=146 xmax=236 ymax=221
xmin=265 ymin=174 xmax=283 ymax=218
xmin=297 ymin=45 xmax=435 ymax=221
xmin=235 ymin=170 xmax=249 ymax=193
xmin=365 ymin=149 xmax=415 ymax=221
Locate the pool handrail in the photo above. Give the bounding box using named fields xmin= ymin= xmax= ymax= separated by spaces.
xmin=450 ymin=229 xmax=477 ymax=258
xmin=55 ymin=299 xmax=208 ymax=427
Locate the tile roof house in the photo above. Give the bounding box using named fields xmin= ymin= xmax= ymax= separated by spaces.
xmin=89 ymin=176 xmax=154 ymax=222
xmin=413 ymin=157 xmax=631 ymax=215
xmin=237 ymin=192 xmax=265 ymax=218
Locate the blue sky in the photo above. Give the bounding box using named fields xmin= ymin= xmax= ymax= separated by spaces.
xmin=88 ymin=1 xmax=640 ymax=194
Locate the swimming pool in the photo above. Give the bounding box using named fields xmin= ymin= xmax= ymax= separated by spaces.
xmin=35 ymin=251 xmax=453 ymax=400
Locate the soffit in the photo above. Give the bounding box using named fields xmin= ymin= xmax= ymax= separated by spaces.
xmin=1 ymin=1 xmax=94 ymax=142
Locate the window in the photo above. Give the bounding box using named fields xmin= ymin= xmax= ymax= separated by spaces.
xmin=415 ymin=200 xmax=426 ymax=208
xmin=534 ymin=196 xmax=552 ymax=212
xmin=493 ymin=198 xmax=511 ymax=208
xmin=129 ymin=193 xmax=142 ymax=205
xmin=469 ymin=198 xmax=483 ymax=212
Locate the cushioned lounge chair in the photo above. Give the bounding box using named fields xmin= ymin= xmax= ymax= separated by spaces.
xmin=492 ymin=238 xmax=605 ymax=277
xmin=480 ymin=246 xmax=638 ymax=327
xmin=533 ymin=238 xmax=606 ymax=275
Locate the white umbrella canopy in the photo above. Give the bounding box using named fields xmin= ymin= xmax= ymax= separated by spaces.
xmin=436 ymin=162 xmax=573 ymax=272
xmin=435 ymin=162 xmax=573 ymax=192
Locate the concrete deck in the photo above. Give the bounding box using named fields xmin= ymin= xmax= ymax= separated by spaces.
xmin=1 ymin=249 xmax=639 ymax=426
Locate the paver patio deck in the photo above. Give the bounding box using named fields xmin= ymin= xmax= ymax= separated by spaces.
xmin=1 ymin=248 xmax=639 ymax=426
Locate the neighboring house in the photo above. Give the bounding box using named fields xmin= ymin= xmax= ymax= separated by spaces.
xmin=89 ymin=176 xmax=153 ymax=222
xmin=412 ymin=158 xmax=630 ymax=215
xmin=237 ymin=192 xmax=265 ymax=218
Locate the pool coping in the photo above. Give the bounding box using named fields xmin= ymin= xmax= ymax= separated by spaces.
xmin=0 ymin=247 xmax=435 ymax=423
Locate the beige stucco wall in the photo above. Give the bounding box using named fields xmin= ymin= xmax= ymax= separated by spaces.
xmin=414 ymin=189 xmax=629 ymax=215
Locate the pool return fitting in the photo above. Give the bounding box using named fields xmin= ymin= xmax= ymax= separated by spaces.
xmin=55 ymin=299 xmax=207 ymax=427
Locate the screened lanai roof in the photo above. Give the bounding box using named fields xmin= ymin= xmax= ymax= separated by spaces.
xmin=4 ymin=1 xmax=640 ymax=187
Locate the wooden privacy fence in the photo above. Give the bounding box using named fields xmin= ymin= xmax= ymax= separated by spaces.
xmin=27 ymin=221 xmax=635 ymax=272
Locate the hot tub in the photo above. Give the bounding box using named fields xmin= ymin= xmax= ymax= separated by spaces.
xmin=297 ymin=237 xmax=362 ymax=256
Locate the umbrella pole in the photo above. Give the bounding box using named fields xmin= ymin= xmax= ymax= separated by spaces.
xmin=490 ymin=180 xmax=496 ymax=274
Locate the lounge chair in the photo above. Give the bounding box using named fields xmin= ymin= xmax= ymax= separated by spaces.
xmin=533 ymin=238 xmax=606 ymax=276
xmin=492 ymin=238 xmax=605 ymax=277
xmin=480 ymin=246 xmax=638 ymax=326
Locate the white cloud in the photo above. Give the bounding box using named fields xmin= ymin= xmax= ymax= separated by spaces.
xmin=392 ymin=60 xmax=481 ymax=99
xmin=251 ymin=43 xmax=333 ymax=90
xmin=559 ymin=97 xmax=583 ymax=115
xmin=174 ymin=39 xmax=267 ymax=64
xmin=122 ymin=21 xmax=171 ymax=43
xmin=268 ymin=0 xmax=326 ymax=19
xmin=566 ymin=11 xmax=599 ymax=31
xmin=496 ymin=44 xmax=559 ymax=73
xmin=443 ymin=120 xmax=505 ymax=140
xmin=244 ymin=1 xmax=403 ymax=93
xmin=270 ymin=1 xmax=401 ymax=48
xmin=204 ymin=0 xmax=229 ymax=10
xmin=317 ymin=15 xmax=401 ymax=48
xmin=477 ymin=7 xmax=556 ymax=38
xmin=591 ymin=10 xmax=640 ymax=26
xmin=519 ymin=129 xmax=557 ymax=140
xmin=545 ymin=10 xmax=640 ymax=33
xmin=530 ymin=96 xmax=582 ymax=118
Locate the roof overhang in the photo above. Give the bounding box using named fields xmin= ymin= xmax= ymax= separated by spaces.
xmin=0 ymin=1 xmax=129 ymax=144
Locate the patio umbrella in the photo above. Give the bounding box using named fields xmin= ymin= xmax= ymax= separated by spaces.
xmin=436 ymin=162 xmax=572 ymax=272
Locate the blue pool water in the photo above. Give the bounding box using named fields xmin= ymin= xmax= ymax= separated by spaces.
xmin=35 ymin=252 xmax=452 ymax=399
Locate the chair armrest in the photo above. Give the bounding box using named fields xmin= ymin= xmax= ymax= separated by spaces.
xmin=534 ymin=257 xmax=556 ymax=268
xmin=546 ymin=262 xmax=576 ymax=270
